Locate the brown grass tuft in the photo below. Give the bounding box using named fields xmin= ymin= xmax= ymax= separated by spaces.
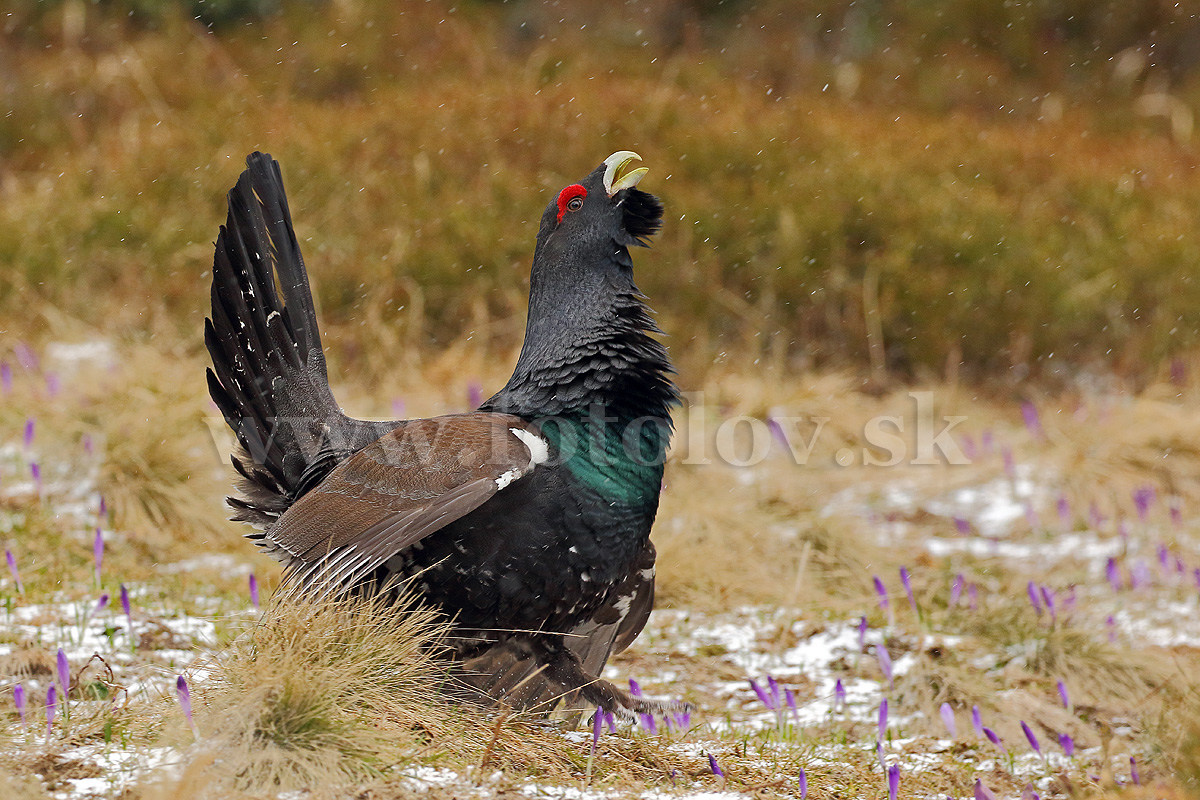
xmin=175 ymin=591 xmax=456 ymax=794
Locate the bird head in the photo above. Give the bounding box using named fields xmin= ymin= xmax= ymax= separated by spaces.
xmin=533 ymin=151 xmax=664 ymax=264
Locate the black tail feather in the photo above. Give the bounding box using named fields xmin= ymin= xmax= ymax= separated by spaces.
xmin=206 ymin=152 xmax=393 ymax=527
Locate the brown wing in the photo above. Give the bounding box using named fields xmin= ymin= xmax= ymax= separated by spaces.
xmin=263 ymin=412 xmax=544 ymax=595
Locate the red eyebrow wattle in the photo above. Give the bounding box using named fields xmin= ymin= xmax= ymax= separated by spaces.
xmin=556 ymin=184 xmax=587 ymax=223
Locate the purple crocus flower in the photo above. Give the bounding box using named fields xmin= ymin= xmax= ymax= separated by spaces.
xmin=899 ymin=567 xmax=918 ymax=617
xmin=46 ymin=685 xmax=56 ymax=738
xmin=1021 ymin=402 xmax=1043 ymax=440
xmin=249 ymin=573 xmax=260 ymax=610
xmin=23 ymin=418 xmax=35 ymax=450
xmin=834 ymin=679 xmax=846 ymax=712
xmin=6 ymin=549 xmax=23 ymax=594
xmin=1057 ymin=681 xmax=1070 ymax=710
xmin=30 ymin=462 xmax=41 ymax=493
xmin=640 ymin=713 xmax=657 ymax=734
xmin=13 ymin=683 xmax=26 ymax=729
xmin=983 ymin=727 xmax=1006 ymax=753
xmin=798 ymin=768 xmax=807 ymax=800
xmin=1131 ymin=560 xmax=1151 ymax=590
xmin=953 ymin=516 xmax=971 ymax=535
xmin=121 ymin=583 xmax=134 ymax=642
xmin=939 ymin=703 xmax=956 ymax=737
xmin=1106 ymin=558 xmax=1122 ymax=592
xmin=1040 ymin=586 xmax=1057 ymax=622
xmin=971 ymin=705 xmax=983 ymax=737
xmin=96 ymin=593 xmax=110 ymax=612
xmin=887 ymin=764 xmax=899 ymax=800
xmin=1130 ymin=756 xmax=1140 ymax=785
xmin=467 ymin=381 xmax=483 ymax=410
xmin=766 ymin=675 xmax=781 ymax=709
xmin=56 ymin=648 xmax=70 ymax=699
xmin=1027 ymin=582 xmax=1043 ymax=616
xmin=877 ymin=699 xmax=888 ymax=742
xmin=785 ymin=687 xmax=798 ymax=725
xmin=1021 ymin=785 xmax=1041 ymax=800
xmin=1021 ymin=721 xmax=1041 ymax=755
xmin=1106 ymin=614 xmax=1118 ymax=642
xmin=93 ymin=528 xmax=104 ymax=586
xmin=629 ymin=679 xmax=642 ymax=697
xmin=45 ymin=373 xmax=60 ymax=397
xmin=1059 ymin=733 xmax=1074 ymax=757
xmin=1024 ymin=504 xmax=1040 ymax=530
xmin=177 ymin=675 xmax=197 ymax=738
xmin=877 ymin=644 xmax=893 ymax=688
xmin=707 ymin=753 xmax=723 ymax=779
xmin=873 ymin=575 xmax=891 ymax=618
xmin=0 ymin=362 xmax=11 ymax=395
xmin=858 ymin=615 xmax=868 ymax=652
xmin=749 ymin=679 xmax=773 ymax=709
xmin=1170 ymin=500 xmax=1183 ymax=528
xmin=98 ymin=495 xmax=107 ymax=520
xmin=950 ymin=574 xmax=964 ymax=607
xmin=1133 ymin=486 xmax=1155 ymax=521
xmin=603 ymin=709 xmax=615 ymax=734
xmin=591 ymin=706 xmax=603 ymax=755
xmin=1056 ymin=495 xmax=1070 ymax=528
xmin=968 ymin=582 xmax=979 ymax=610
xmin=15 ymin=343 xmax=37 ymax=370
xmin=671 ymin=710 xmax=689 ymax=731
xmin=1157 ymin=543 xmax=1171 ymax=575
xmin=961 ymin=433 xmax=977 ymax=460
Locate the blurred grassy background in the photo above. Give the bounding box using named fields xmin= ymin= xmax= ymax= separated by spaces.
xmin=3 ymin=0 xmax=1200 ymax=388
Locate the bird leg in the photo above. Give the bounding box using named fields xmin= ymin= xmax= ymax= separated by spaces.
xmin=536 ymin=638 xmax=692 ymax=719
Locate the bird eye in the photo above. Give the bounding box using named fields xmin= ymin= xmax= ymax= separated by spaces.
xmin=567 ymin=196 xmax=584 ymax=212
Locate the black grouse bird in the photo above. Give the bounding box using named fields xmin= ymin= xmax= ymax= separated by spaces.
xmin=206 ymin=151 xmax=683 ymax=717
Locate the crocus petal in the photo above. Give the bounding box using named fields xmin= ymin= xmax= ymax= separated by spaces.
xmin=56 ymin=649 xmax=70 ymax=698
xmin=939 ymin=703 xmax=956 ymax=737
xmin=1021 ymin=721 xmax=1041 ymax=754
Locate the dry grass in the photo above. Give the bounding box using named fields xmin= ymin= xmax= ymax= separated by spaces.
xmin=173 ymin=592 xmax=453 ymax=794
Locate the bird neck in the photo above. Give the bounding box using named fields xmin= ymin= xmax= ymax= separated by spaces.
xmin=485 ymin=284 xmax=678 ymax=426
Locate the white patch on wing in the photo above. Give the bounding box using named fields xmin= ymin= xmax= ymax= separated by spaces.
xmin=495 ymin=467 xmax=523 ymax=490
xmin=511 ymin=428 xmax=550 ymax=465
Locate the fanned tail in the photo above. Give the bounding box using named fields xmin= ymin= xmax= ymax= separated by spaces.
xmin=205 ymin=152 xmax=391 ymax=530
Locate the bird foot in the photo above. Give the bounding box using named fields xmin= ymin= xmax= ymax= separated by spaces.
xmin=579 ymin=678 xmax=692 ymax=723
xmin=622 ymin=696 xmax=693 ymax=719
